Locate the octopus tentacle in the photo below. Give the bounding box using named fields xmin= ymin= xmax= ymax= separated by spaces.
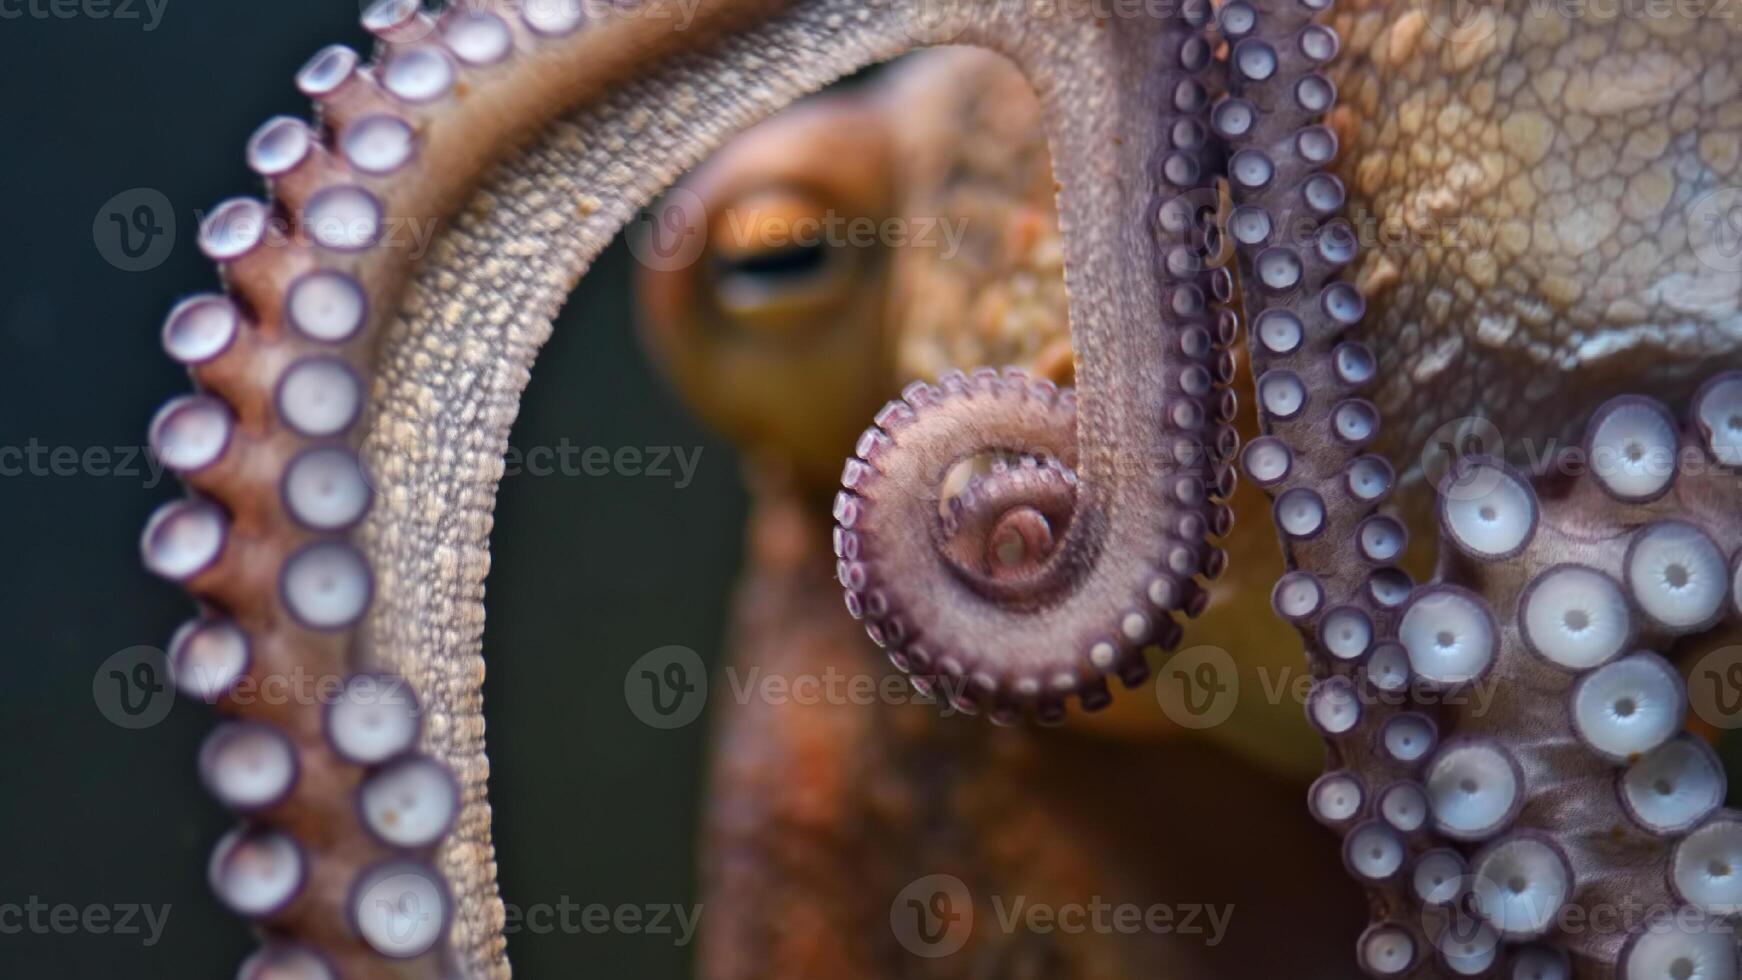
xmin=1225 ymin=0 xmax=1742 ymax=973
xmin=142 ymin=0 xmax=1259 ymax=972
xmin=835 ymin=3 xmax=1244 ymax=721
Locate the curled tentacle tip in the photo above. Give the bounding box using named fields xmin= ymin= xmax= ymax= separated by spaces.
xmin=836 ymin=367 xmax=1216 ymax=717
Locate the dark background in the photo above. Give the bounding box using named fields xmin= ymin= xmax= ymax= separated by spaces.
xmin=0 ymin=2 xmax=744 ymax=976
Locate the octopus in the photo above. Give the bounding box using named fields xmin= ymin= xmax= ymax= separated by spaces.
xmin=136 ymin=1 xmax=1742 ymax=979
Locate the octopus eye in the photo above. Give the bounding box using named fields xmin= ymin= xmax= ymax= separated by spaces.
xmin=706 ymin=187 xmax=855 ymax=327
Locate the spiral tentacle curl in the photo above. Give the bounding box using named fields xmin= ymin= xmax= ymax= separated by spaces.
xmin=834 ymin=7 xmax=1245 ymax=723
xmin=1217 ymin=0 xmax=1742 ymax=972
xmin=143 ymin=0 xmax=1275 ymax=972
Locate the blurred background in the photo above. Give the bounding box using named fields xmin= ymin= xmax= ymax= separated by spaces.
xmin=0 ymin=2 xmax=742 ymax=975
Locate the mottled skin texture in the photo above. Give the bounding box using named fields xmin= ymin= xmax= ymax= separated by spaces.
xmin=146 ymin=0 xmax=1742 ymax=977
xmin=699 ymin=479 xmax=1360 ymax=978
xmin=1328 ymin=0 xmax=1742 ymax=481
xmin=646 ymin=14 xmax=1742 ymax=980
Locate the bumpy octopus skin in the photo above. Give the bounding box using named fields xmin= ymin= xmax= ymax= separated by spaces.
xmin=140 ymin=0 xmax=1742 ymax=978
xmin=142 ymin=0 xmax=1244 ymax=975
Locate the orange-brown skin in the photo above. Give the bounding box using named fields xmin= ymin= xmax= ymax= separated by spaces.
xmin=698 ymin=480 xmax=1362 ymax=980
xmin=639 ymin=49 xmax=1329 ymax=766
xmin=639 ymin=48 xmax=1354 ymax=980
